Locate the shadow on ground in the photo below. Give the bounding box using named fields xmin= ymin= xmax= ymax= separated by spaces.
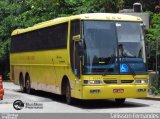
xmin=17 ymin=90 xmax=149 ymax=109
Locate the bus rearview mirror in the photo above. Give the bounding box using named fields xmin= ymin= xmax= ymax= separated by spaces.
xmin=72 ymin=35 xmax=81 ymax=42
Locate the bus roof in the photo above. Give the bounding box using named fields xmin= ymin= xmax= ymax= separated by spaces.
xmin=11 ymin=13 xmax=142 ymax=36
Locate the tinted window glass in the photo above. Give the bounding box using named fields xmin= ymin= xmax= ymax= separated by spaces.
xmin=11 ymin=22 xmax=68 ymax=53
xmin=83 ymin=21 xmax=118 ymax=74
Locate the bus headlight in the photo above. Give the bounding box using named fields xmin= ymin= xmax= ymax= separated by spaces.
xmin=135 ymin=79 xmax=148 ymax=84
xmin=83 ymin=80 xmax=103 ymax=85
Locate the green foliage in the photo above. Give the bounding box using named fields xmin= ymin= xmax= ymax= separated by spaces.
xmin=0 ymin=0 xmax=83 ymax=79
xmin=145 ymin=13 xmax=160 ymax=59
xmin=149 ymin=74 xmax=160 ymax=95
xmin=150 ymin=86 xmax=160 ymax=96
xmin=146 ymin=13 xmax=160 ymax=40
xmin=74 ymin=0 xmax=124 ymax=13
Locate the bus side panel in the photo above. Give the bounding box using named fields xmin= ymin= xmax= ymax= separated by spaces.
xmin=29 ymin=65 xmax=57 ymax=93
xmin=10 ymin=49 xmax=72 ymax=95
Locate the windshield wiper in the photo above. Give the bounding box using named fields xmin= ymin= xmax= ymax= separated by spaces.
xmin=102 ymin=54 xmax=116 ymax=76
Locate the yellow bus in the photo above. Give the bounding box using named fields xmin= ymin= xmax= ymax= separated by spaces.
xmin=10 ymin=13 xmax=148 ymax=104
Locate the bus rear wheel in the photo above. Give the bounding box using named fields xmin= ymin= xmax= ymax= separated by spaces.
xmin=19 ymin=74 xmax=25 ymax=93
xmin=25 ymin=75 xmax=31 ymax=94
xmin=65 ymin=82 xmax=74 ymax=105
xmin=115 ymin=98 xmax=125 ymax=105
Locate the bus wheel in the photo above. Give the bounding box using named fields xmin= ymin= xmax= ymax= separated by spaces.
xmin=25 ymin=75 xmax=31 ymax=94
xmin=66 ymin=82 xmax=74 ymax=105
xmin=115 ymin=98 xmax=125 ymax=105
xmin=19 ymin=74 xmax=25 ymax=93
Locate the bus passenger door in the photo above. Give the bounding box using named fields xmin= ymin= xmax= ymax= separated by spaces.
xmin=70 ymin=20 xmax=81 ymax=78
xmin=70 ymin=20 xmax=82 ymax=98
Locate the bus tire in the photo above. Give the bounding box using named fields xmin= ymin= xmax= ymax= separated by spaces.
xmin=19 ymin=74 xmax=25 ymax=93
xmin=115 ymin=98 xmax=125 ymax=105
xmin=66 ymin=81 xmax=74 ymax=105
xmin=25 ymin=75 xmax=31 ymax=94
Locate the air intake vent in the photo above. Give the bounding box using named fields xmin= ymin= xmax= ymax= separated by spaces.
xmin=104 ymin=80 xmax=117 ymax=84
xmin=121 ymin=80 xmax=134 ymax=83
xmin=103 ymin=80 xmax=134 ymax=84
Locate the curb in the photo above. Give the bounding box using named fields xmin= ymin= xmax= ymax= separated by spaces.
xmin=144 ymin=96 xmax=160 ymax=101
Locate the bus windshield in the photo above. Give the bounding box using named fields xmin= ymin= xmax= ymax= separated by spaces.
xmin=82 ymin=20 xmax=146 ymax=75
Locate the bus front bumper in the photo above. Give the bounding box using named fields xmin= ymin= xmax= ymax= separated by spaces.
xmin=82 ymin=84 xmax=148 ymax=99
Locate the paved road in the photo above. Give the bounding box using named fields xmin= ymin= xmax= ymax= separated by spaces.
xmin=0 ymin=82 xmax=160 ymax=113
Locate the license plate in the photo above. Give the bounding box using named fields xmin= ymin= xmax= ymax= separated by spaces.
xmin=113 ymin=89 xmax=124 ymax=93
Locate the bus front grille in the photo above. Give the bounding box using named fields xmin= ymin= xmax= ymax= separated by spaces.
xmin=103 ymin=80 xmax=117 ymax=84
xmin=121 ymin=80 xmax=134 ymax=83
xmin=103 ymin=80 xmax=134 ymax=84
